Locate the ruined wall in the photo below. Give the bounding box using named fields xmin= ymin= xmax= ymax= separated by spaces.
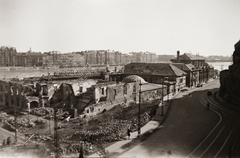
xmin=106 ymin=83 xmax=125 ymax=103
xmin=82 ymin=99 xmax=125 ymax=117
xmin=0 ymin=81 xmax=6 ymax=107
xmin=123 ymin=82 xmax=137 ymax=103
xmin=0 ymin=80 xmax=29 ymax=109
xmin=219 ymin=40 xmax=240 ymax=105
xmin=141 ymin=89 xmax=161 ymax=102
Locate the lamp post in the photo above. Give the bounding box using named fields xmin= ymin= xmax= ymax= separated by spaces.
xmin=47 ymin=67 xmax=50 ymax=81
xmin=14 ymin=108 xmax=17 ymax=144
xmin=54 ymin=107 xmax=59 ymax=157
xmin=49 ymin=115 xmax=52 ymax=135
xmin=138 ymin=80 xmax=142 ymax=138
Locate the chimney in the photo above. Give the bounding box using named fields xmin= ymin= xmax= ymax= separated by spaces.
xmin=177 ymin=51 xmax=180 ymax=63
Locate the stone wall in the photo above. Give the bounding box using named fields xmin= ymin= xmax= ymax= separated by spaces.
xmin=219 ymin=40 xmax=240 ymax=105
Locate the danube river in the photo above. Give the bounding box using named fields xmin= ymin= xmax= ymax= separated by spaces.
xmin=207 ymin=61 xmax=232 ymax=71
xmin=0 ymin=62 xmax=232 ymax=80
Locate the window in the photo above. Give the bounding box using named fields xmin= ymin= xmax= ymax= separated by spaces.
xmin=180 ymin=78 xmax=183 ymax=83
xmin=102 ymin=88 xmax=104 ymax=95
xmin=133 ymin=85 xmax=136 ymax=93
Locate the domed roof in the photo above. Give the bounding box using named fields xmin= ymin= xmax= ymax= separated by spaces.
xmin=122 ymin=75 xmax=147 ymax=83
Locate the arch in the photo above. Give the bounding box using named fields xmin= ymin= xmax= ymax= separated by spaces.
xmin=122 ymin=75 xmax=147 ymax=83
xmin=30 ymin=100 xmax=39 ymax=109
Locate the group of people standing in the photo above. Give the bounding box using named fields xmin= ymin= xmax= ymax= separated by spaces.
xmin=2 ymin=137 xmax=12 ymax=147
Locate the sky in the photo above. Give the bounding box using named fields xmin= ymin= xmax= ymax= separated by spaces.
xmin=1 ymin=0 xmax=240 ymax=56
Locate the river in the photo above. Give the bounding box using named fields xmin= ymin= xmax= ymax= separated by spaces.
xmin=207 ymin=61 xmax=232 ymax=71
xmin=0 ymin=62 xmax=232 ymax=80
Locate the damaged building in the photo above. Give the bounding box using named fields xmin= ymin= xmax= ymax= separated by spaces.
xmin=0 ymin=78 xmax=49 ymax=111
xmin=1 ymin=75 xmax=169 ymax=119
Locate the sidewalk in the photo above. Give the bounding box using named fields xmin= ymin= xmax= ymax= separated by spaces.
xmin=88 ymin=93 xmax=176 ymax=158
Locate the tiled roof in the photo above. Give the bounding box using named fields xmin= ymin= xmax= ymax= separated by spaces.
xmin=184 ymin=53 xmax=205 ymax=60
xmin=185 ymin=64 xmax=196 ymax=70
xmin=124 ymin=63 xmax=186 ymax=77
xmin=172 ymin=63 xmax=195 ymax=71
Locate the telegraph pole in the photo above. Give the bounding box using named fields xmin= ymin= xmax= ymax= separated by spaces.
xmin=54 ymin=107 xmax=59 ymax=157
xmin=14 ymin=108 xmax=17 ymax=144
xmin=161 ymin=78 xmax=164 ymax=116
xmin=165 ymin=77 xmax=169 ymax=102
xmin=138 ymin=80 xmax=142 ymax=138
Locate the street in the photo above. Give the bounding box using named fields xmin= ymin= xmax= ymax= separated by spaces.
xmin=118 ymin=80 xmax=240 ymax=158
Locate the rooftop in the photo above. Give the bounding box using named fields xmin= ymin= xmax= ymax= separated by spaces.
xmin=124 ymin=63 xmax=187 ymax=77
xmin=122 ymin=75 xmax=147 ymax=83
xmin=172 ymin=63 xmax=196 ymax=71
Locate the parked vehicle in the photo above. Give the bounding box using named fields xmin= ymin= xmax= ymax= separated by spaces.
xmin=180 ymin=88 xmax=188 ymax=92
xmin=196 ymin=84 xmax=203 ymax=87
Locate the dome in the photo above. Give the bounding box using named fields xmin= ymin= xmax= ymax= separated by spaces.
xmin=122 ymin=75 xmax=147 ymax=83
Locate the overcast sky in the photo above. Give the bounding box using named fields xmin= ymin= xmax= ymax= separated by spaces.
xmin=1 ymin=0 xmax=240 ymax=56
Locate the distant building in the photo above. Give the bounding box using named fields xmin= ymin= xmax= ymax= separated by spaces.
xmin=43 ymin=51 xmax=60 ymax=67
xmin=171 ymin=51 xmax=205 ymax=68
xmin=58 ymin=52 xmax=85 ymax=67
xmin=16 ymin=49 xmax=43 ymax=67
xmin=0 ymin=46 xmax=17 ymax=67
xmin=157 ymin=55 xmax=175 ymax=62
xmin=128 ymin=52 xmax=157 ymax=63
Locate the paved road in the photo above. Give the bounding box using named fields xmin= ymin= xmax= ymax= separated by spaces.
xmin=118 ymin=80 xmax=234 ymax=158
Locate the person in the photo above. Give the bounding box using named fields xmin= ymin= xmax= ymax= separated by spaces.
xmin=6 ymin=137 xmax=11 ymax=146
xmin=207 ymin=102 xmax=210 ymax=109
xmin=2 ymin=139 xmax=6 ymax=146
xmin=79 ymin=143 xmax=84 ymax=158
xmin=127 ymin=128 xmax=131 ymax=139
